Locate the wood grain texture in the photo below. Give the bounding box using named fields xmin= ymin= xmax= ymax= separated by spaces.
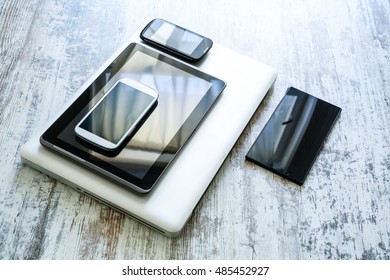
xmin=0 ymin=0 xmax=389 ymax=259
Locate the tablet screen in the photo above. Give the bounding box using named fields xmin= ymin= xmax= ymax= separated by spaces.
xmin=41 ymin=43 xmax=226 ymax=193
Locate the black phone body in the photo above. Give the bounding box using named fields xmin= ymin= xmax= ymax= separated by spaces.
xmin=140 ymin=18 xmax=213 ymax=61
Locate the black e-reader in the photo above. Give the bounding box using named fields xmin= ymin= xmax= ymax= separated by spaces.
xmin=246 ymin=87 xmax=341 ymax=185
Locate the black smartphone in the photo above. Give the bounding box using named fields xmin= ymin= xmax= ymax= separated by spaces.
xmin=140 ymin=18 xmax=213 ymax=61
xmin=246 ymin=87 xmax=341 ymax=185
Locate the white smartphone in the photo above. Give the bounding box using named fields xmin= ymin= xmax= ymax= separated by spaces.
xmin=75 ymin=78 xmax=158 ymax=151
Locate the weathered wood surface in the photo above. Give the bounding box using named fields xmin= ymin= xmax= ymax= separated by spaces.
xmin=0 ymin=0 xmax=389 ymax=259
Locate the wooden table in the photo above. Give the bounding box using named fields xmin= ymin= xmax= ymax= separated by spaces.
xmin=1 ymin=0 xmax=389 ymax=259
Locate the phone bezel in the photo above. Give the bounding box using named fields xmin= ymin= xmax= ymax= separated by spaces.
xmin=140 ymin=18 xmax=213 ymax=61
xmin=74 ymin=78 xmax=158 ymax=151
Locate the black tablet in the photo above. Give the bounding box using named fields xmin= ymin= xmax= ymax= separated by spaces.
xmin=40 ymin=43 xmax=226 ymax=193
xmin=246 ymin=87 xmax=341 ymax=185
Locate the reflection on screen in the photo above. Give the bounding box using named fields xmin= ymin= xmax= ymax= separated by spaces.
xmin=247 ymin=88 xmax=341 ymax=184
xmin=79 ymin=81 xmax=155 ymax=144
xmin=54 ymin=43 xmax=223 ymax=190
xmin=150 ymin=21 xmax=203 ymax=55
xmin=249 ymin=94 xmax=317 ymax=172
xmin=93 ymin=51 xmax=212 ymax=179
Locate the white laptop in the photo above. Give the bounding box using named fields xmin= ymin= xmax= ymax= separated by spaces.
xmin=20 ymin=26 xmax=277 ymax=236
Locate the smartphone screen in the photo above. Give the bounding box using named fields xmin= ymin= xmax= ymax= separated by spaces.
xmin=149 ymin=21 xmax=203 ymax=55
xmin=76 ymin=79 xmax=158 ymax=151
xmin=141 ymin=19 xmax=212 ymax=60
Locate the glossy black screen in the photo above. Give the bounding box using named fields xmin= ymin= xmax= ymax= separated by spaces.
xmin=140 ymin=19 xmax=212 ymax=60
xmin=79 ymin=81 xmax=155 ymax=144
xmin=147 ymin=20 xmax=203 ymax=56
xmin=40 ymin=43 xmax=225 ymax=193
xmin=246 ymin=87 xmax=341 ymax=185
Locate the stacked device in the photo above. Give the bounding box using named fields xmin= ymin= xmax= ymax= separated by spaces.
xmin=21 ymin=19 xmax=278 ymax=235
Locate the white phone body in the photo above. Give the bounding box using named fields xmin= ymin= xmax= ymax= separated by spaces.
xmin=75 ymin=78 xmax=158 ymax=151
